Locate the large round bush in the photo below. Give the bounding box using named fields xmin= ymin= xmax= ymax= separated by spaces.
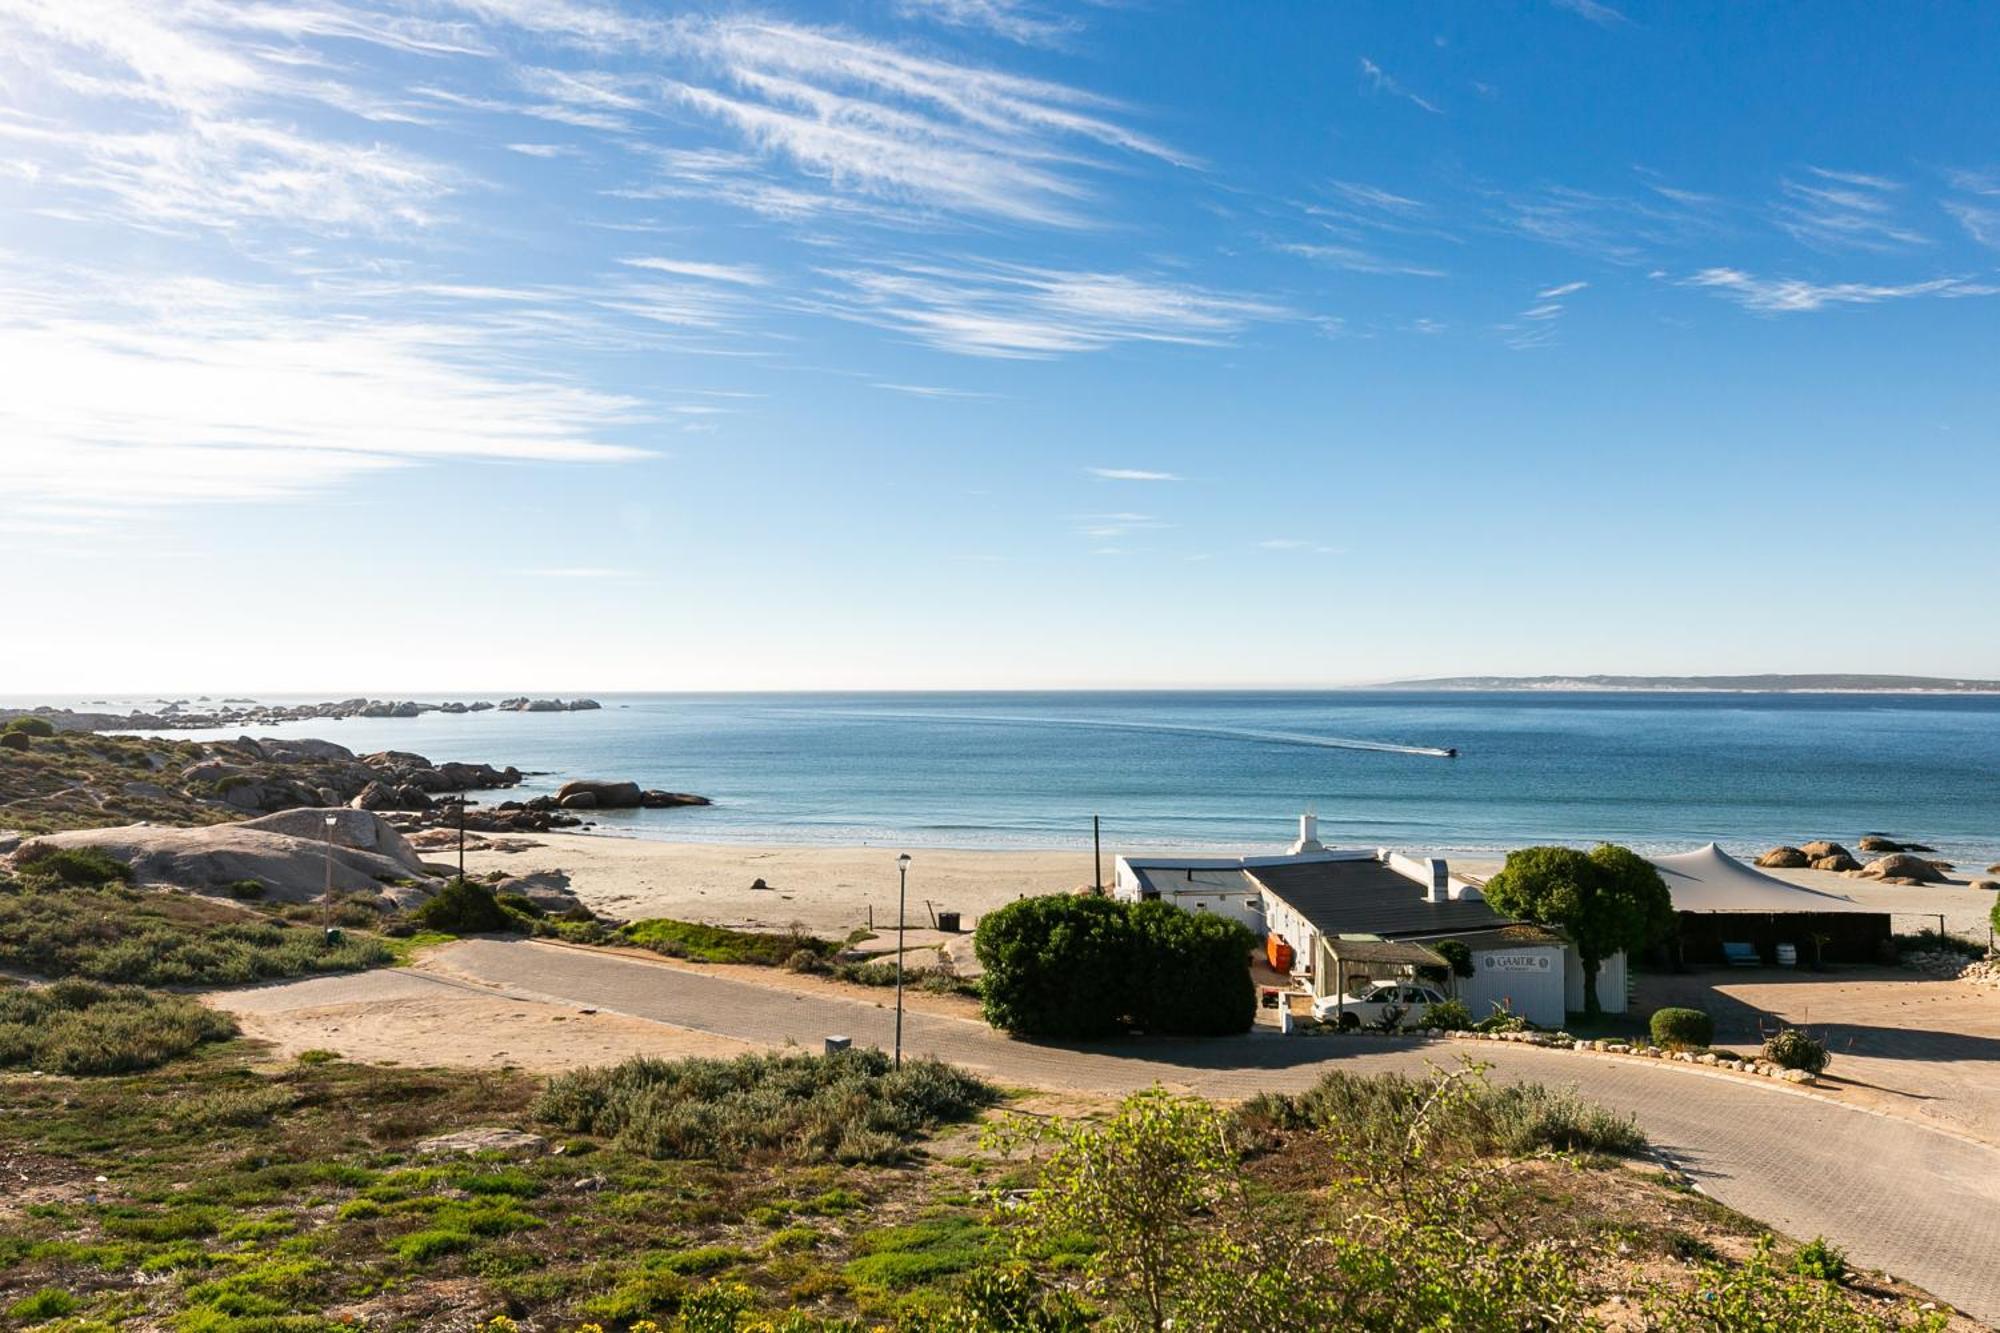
xmin=974 ymin=895 xmax=1139 ymax=1039
xmin=974 ymin=896 xmax=1254 ymax=1040
xmin=1649 ymin=1006 xmax=1714 ymax=1049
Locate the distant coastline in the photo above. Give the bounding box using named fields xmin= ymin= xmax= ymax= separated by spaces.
xmin=1379 ymin=674 xmax=2000 ymax=694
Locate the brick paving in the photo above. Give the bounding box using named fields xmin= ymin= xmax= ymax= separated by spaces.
xmin=436 ymin=938 xmax=2000 ymax=1324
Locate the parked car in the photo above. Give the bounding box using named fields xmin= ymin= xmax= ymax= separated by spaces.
xmin=1311 ymin=981 xmax=1451 ymax=1028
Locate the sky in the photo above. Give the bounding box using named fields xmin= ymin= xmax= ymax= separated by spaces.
xmin=1 ymin=0 xmax=1997 ymax=692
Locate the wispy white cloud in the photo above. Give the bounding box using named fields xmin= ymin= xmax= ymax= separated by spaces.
xmin=1774 ymin=168 xmax=1927 ymax=252
xmin=1685 ymin=266 xmax=1998 ymax=313
xmin=871 ymin=382 xmax=997 ymax=398
xmin=1359 ymin=57 xmax=1441 ymax=116
xmin=619 ymin=256 xmax=770 ymax=286
xmin=1943 ymin=169 xmax=2000 ymax=248
xmin=1536 ymin=280 xmax=1588 ymax=299
xmin=1277 ymin=241 xmax=1446 ymax=278
xmin=1088 ymin=467 xmax=1183 ymax=482
xmin=1257 ymin=538 xmax=1337 ymax=553
xmin=891 ymin=0 xmax=1080 ymax=47
xmin=0 ymin=270 xmax=648 ymax=518
xmin=1549 ymin=0 xmax=1628 ymax=26
xmin=817 ymin=259 xmax=1288 ymax=358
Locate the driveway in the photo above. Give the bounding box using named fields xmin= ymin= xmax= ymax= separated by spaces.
xmin=345 ymin=939 xmax=2000 ymax=1324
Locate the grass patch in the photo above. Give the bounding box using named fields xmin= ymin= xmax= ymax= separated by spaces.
xmin=844 ymin=1214 xmax=996 ymax=1289
xmin=619 ymin=917 xmax=836 ymax=966
xmin=0 ymin=880 xmax=393 ymax=986
xmin=536 ymin=1048 xmax=998 ymax=1165
xmin=0 ymin=978 xmax=237 ymax=1074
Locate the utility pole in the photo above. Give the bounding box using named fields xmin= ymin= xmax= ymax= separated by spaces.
xmin=456 ymin=792 xmax=467 ymax=882
xmin=321 ymin=812 xmax=338 ymax=940
xmin=1093 ymin=815 xmax=1102 ymax=895
xmin=894 ymin=853 xmax=911 ymax=1067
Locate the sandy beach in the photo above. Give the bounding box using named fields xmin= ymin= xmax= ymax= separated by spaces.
xmin=458 ymin=832 xmax=1998 ymax=941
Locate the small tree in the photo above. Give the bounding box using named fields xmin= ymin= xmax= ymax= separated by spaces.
xmin=1482 ymin=843 xmax=1673 ymax=1019
xmin=992 ymin=1088 xmax=1239 ymax=1333
xmin=974 ymin=895 xmax=1136 ymax=1038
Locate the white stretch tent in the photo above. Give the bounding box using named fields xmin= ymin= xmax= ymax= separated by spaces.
xmin=1648 ymin=844 xmax=1875 ymax=914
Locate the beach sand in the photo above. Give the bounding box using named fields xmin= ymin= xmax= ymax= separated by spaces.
xmin=461 ymin=833 xmax=1111 ymax=934
xmin=462 ymin=834 xmax=1998 ymax=941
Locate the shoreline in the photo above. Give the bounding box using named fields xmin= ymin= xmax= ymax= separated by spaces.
xmin=460 ymin=831 xmax=2000 ymax=940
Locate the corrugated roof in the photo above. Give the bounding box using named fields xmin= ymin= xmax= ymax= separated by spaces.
xmin=1320 ymin=938 xmax=1450 ymax=967
xmin=1249 ymin=859 xmax=1510 ymax=939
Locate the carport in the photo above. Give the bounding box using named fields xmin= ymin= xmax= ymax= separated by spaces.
xmin=1316 ymin=937 xmax=1449 ymax=1021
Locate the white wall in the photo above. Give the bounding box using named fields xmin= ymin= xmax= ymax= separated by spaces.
xmin=1457 ymin=943 xmax=1567 ymax=1028
xmin=1563 ymin=948 xmax=1628 ymax=1015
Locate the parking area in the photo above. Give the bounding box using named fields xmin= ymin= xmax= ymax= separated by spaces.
xmin=1634 ymin=966 xmax=2000 ymax=1147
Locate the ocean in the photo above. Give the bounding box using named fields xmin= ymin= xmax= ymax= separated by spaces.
xmin=56 ymin=690 xmax=2000 ymax=865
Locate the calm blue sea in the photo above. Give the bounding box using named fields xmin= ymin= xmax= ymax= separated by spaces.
xmin=27 ymin=690 xmax=1996 ymax=864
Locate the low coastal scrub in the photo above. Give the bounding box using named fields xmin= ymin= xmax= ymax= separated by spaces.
xmin=974 ymin=895 xmax=1254 ymax=1039
xmin=620 ymin=917 xmax=837 ymax=967
xmin=1241 ymin=1061 xmax=1649 ymax=1159
xmin=0 ymin=879 xmax=392 ymax=985
xmin=1762 ymin=1027 xmax=1832 ymax=1075
xmin=1650 ymin=1005 xmax=1716 ymax=1050
xmin=410 ymin=876 xmax=522 ymax=935
xmin=0 ymin=978 xmax=236 ymax=1074
xmin=783 ymin=948 xmax=980 ymax=999
xmin=536 ymin=1049 xmax=998 ymax=1165
xmin=0 ymin=1048 xmax=1951 ymax=1330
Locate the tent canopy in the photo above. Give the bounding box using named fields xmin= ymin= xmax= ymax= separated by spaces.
xmin=1648 ymin=844 xmax=1877 ymax=915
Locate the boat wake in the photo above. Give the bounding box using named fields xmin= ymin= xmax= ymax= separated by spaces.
xmin=776 ymin=709 xmax=1456 ymax=759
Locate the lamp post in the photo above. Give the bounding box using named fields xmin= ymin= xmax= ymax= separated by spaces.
xmin=894 ymin=852 xmax=911 ymax=1068
xmin=321 ymin=812 xmax=338 ymax=939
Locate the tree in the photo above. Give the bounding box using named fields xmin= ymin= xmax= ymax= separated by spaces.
xmin=973 ymin=895 xmax=1137 ymax=1038
xmin=1482 ymin=843 xmax=1674 ymax=1019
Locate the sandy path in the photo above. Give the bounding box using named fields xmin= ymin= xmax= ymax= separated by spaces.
xmin=209 ymin=965 xmax=751 ymax=1069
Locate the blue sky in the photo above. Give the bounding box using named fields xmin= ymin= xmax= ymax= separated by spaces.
xmin=2 ymin=0 xmax=1996 ymax=691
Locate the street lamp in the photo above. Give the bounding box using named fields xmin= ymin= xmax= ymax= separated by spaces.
xmin=894 ymin=852 xmax=911 ymax=1068
xmin=321 ymin=812 xmax=339 ymax=940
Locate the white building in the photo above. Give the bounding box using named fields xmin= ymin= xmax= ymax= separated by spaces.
xmin=1113 ymin=814 xmax=1624 ymax=1028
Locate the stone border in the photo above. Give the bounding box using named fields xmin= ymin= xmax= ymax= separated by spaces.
xmin=1295 ymin=1022 xmax=1818 ymax=1085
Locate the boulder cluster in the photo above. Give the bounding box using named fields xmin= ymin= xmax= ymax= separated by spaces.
xmin=177 ymin=737 xmax=522 ymax=817
xmin=1754 ymin=836 xmax=1956 ymax=884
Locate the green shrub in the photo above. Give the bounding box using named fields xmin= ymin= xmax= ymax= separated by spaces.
xmin=226 ymin=879 xmax=267 ymax=900
xmin=14 ymin=845 xmax=134 ymax=890
xmin=1472 ymin=1004 xmax=1533 ymax=1034
xmin=536 ymin=1048 xmax=996 ymax=1165
xmin=621 ymin=917 xmax=833 ymax=966
xmin=1794 ymin=1236 xmax=1849 ymax=1283
xmin=974 ymin=895 xmax=1254 ymax=1039
xmin=2 ymin=715 xmax=57 ymax=738
xmin=410 ymin=878 xmax=517 ymax=935
xmin=6 ymin=1287 xmax=77 ymax=1319
xmin=1421 ymin=999 xmax=1473 ymax=1030
xmin=1762 ymin=1027 xmax=1830 ymax=1075
xmin=0 ymin=980 xmax=237 ymax=1074
xmin=0 ymin=882 xmax=391 ymax=985
xmin=1242 ymin=1067 xmax=1646 ymax=1159
xmin=0 ymin=730 xmax=28 ymax=751
xmin=1434 ymin=939 xmax=1474 ymax=977
xmin=1649 ymin=1006 xmax=1714 ymax=1049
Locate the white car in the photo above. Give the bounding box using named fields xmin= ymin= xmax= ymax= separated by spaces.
xmin=1312 ymin=982 xmax=1451 ymax=1028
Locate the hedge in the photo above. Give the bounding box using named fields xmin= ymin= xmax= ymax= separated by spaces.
xmin=1649 ymin=1006 xmax=1714 ymax=1049
xmin=973 ymin=895 xmax=1255 ymax=1039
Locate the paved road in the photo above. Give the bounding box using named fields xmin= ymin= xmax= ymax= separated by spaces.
xmin=437 ymin=939 xmax=2000 ymax=1324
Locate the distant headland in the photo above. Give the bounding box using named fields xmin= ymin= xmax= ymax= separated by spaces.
xmin=1379 ymin=674 xmax=2000 ymax=694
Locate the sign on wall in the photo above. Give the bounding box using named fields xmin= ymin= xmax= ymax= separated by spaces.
xmin=1481 ymin=951 xmax=1553 ymax=973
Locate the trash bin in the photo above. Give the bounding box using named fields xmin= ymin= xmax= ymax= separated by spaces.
xmin=935 ymin=911 xmax=962 ymax=933
xmin=1775 ymin=943 xmax=1798 ymax=967
xmin=824 ymin=1036 xmax=852 ymax=1055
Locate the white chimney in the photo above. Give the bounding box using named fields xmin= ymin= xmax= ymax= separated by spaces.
xmin=1288 ymin=810 xmax=1324 ymax=856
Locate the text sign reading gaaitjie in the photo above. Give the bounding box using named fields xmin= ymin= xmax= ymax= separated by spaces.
xmin=1481 ymin=952 xmax=1553 ymax=973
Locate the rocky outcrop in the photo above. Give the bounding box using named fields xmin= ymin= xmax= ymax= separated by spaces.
xmin=12 ymin=810 xmax=437 ymax=907
xmin=4 ymin=697 xmax=600 ymax=732
xmin=1755 ymin=846 xmax=1809 ymax=868
xmin=1809 ymin=852 xmax=1860 ymax=872
xmin=555 ymin=779 xmax=644 ymax=808
xmin=1799 ymin=840 xmax=1850 ymax=861
xmin=1856 ymin=853 xmax=1947 ymax=884
xmin=553 ymin=780 xmax=711 ymax=811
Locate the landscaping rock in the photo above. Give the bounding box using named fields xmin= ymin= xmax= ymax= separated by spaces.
xmin=416 ymin=1128 xmax=547 ymax=1157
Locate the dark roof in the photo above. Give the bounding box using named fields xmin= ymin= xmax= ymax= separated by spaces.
xmin=1320 ymin=938 xmax=1450 ymax=967
xmin=1249 ymin=859 xmax=1511 ymax=939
